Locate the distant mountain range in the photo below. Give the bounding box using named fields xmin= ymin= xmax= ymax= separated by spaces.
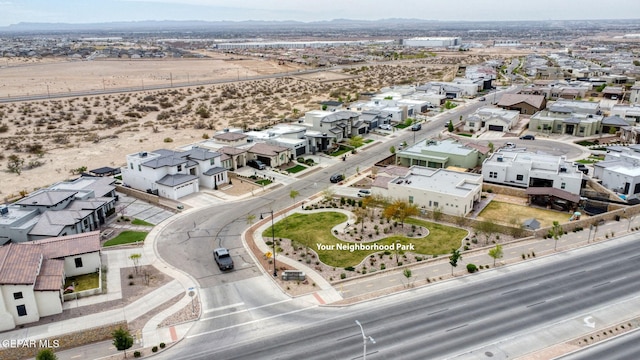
xmin=2 ymin=18 xmax=639 ymax=33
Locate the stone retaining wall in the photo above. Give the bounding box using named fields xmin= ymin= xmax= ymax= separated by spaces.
xmin=0 ymin=321 xmax=127 ymax=360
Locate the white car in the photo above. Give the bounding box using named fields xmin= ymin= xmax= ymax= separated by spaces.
xmin=505 ymin=142 xmax=516 ymax=149
xmin=357 ymin=189 xmax=371 ymax=197
xmin=379 ymin=124 xmax=392 ymax=131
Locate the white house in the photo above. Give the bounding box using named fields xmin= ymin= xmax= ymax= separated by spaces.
xmin=482 ymin=150 xmax=583 ymax=201
xmin=122 ymin=147 xmax=228 ymax=200
xmin=464 ymin=106 xmax=520 ymax=133
xmin=593 ymin=147 xmax=640 ymax=201
xmin=0 ymin=231 xmax=101 ymax=331
xmin=371 ymin=166 xmax=483 ymax=216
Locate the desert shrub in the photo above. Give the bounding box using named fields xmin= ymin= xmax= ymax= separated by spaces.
xmin=164 ymin=137 xmax=173 ymax=143
xmin=466 ymin=263 xmax=478 ymax=273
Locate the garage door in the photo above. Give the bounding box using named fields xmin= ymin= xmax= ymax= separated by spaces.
xmin=175 ymin=181 xmax=196 ymax=198
xmin=488 ymin=125 xmax=504 ymax=132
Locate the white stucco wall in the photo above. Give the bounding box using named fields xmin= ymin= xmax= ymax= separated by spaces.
xmin=64 ymin=252 xmax=101 ymax=277
xmin=1 ymin=284 xmax=40 ymax=326
xmin=35 ymin=291 xmax=63 ymax=317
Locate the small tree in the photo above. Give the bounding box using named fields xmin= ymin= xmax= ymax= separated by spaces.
xmin=403 ymin=268 xmax=413 ymax=288
xmin=129 ymin=253 xmax=141 ymax=275
xmin=349 ymin=135 xmax=364 ymax=149
xmin=36 ymin=349 xmax=58 ymax=360
xmin=112 ymin=327 xmax=134 ymax=358
xmin=448 ymin=120 xmax=454 ymax=132
xmin=488 ymin=244 xmax=503 ymax=267
xmin=289 ymin=190 xmax=300 ymax=206
xmin=246 ymin=214 xmax=256 ymax=228
xmin=474 ymin=220 xmax=499 ymax=245
xmin=389 ymin=145 xmax=396 ymax=154
xmin=550 ymin=221 xmax=564 ymax=251
xmin=7 ymin=154 xmax=24 ymax=175
xmin=449 ymin=249 xmax=462 ymax=276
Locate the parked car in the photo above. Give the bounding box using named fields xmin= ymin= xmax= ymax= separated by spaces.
xmin=247 ymin=159 xmax=266 ymax=170
xmin=478 ymin=97 xmax=486 ymax=101
xmin=505 ymin=142 xmax=516 ymax=149
xmin=411 ymin=123 xmax=422 ymax=131
xmin=357 ymin=189 xmax=371 ymax=197
xmin=330 ymin=173 xmax=344 ymax=183
xmin=213 ymin=248 xmax=234 ymax=271
xmin=379 ymin=124 xmax=392 ymax=131
xmin=519 ymin=134 xmax=535 ymax=140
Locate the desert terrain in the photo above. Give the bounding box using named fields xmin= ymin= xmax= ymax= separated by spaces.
xmin=0 ymin=50 xmax=503 ymax=199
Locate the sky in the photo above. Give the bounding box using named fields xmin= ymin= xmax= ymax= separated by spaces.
xmin=0 ymin=0 xmax=639 ymax=27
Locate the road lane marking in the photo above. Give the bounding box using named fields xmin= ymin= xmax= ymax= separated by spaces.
xmin=204 ymin=302 xmax=245 ymax=314
xmin=428 ymin=308 xmax=448 ymax=316
xmin=188 ymin=306 xmax=317 ymax=339
xmin=446 ymin=323 xmax=468 ymax=332
xmin=501 ymin=289 xmax=519 ymax=295
xmin=201 ymin=299 xmax=291 ymax=321
xmin=526 ymin=300 xmax=546 ymax=308
xmin=593 ymin=281 xmax=611 ymax=288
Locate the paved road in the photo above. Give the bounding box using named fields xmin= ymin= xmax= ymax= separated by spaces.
xmin=152 ymin=234 xmax=640 ymax=360
xmin=555 ymin=329 xmax=640 ymax=360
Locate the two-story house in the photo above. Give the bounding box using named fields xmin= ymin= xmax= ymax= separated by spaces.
xmin=122 ymin=147 xmax=227 ymax=200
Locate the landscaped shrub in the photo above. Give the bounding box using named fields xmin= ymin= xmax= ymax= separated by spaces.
xmin=344 ymin=266 xmax=355 ymax=271
xmin=134 ymin=351 xmax=141 ymax=358
xmin=340 ymin=273 xmax=346 ymax=279
xmin=466 ymin=263 xmax=478 ymax=273
xmin=160 ymin=342 xmax=166 ymax=349
xmin=152 ymin=346 xmax=158 ymax=352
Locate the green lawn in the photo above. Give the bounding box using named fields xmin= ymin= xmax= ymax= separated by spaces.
xmin=131 ymin=218 xmax=153 ymax=226
xmin=330 ymin=145 xmax=352 ymax=157
xmin=255 ymin=179 xmax=272 ymax=186
xmin=264 ymin=212 xmax=466 ymax=268
xmin=286 ymin=164 xmax=307 ymax=174
xmin=65 ymin=272 xmax=99 ymax=291
xmin=103 ymin=231 xmax=148 ymax=247
xmin=364 ymin=139 xmax=374 ymax=144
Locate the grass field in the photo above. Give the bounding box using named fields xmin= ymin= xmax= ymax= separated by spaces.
xmin=65 ymin=272 xmax=99 ymax=291
xmin=265 ymin=212 xmax=467 ymax=268
xmin=286 ymin=164 xmax=307 ymax=174
xmin=103 ymin=231 xmax=148 ymax=247
xmin=131 ymin=218 xmax=153 ymax=226
xmin=478 ymin=201 xmax=571 ymax=228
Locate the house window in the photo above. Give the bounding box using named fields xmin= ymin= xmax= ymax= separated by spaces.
xmin=177 ymin=165 xmax=182 ymax=171
xmin=138 ymin=164 xmax=141 ymax=172
xmin=489 ymin=171 xmax=497 ymax=179
xmin=468 ymin=122 xmax=475 ymax=127
xmin=130 ymin=163 xmax=134 ymax=170
xmin=13 ymin=292 xmax=23 ymax=300
xmin=516 ymin=174 xmax=524 ymax=181
xmin=433 ymin=201 xmax=439 ymax=207
xmin=16 ymin=305 xmax=27 ymax=317
xmin=556 ymin=124 xmax=562 ymax=131
xmin=408 ymin=196 xmax=414 ymax=204
xmin=561 ymin=182 xmax=566 ymax=189
xmin=83 ymin=219 xmax=88 ymax=227
xmin=579 ymin=126 xmax=585 ymax=133
xmin=210 ymin=159 xmax=215 ymax=165
xmin=74 ymin=257 xmax=83 ymax=268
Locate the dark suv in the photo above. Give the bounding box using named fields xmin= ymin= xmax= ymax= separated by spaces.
xmin=519 ymin=134 xmax=535 ymax=140
xmin=330 ymin=173 xmax=344 ymax=183
xmin=247 ymin=159 xmax=266 ymax=170
xmin=213 ymin=248 xmax=234 ymax=271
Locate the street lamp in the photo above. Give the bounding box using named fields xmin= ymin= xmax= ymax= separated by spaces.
xmin=260 ymin=210 xmax=278 ymax=277
xmin=355 ymin=320 xmax=375 ymax=360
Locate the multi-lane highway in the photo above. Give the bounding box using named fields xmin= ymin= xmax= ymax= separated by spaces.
xmin=153 ymin=234 xmax=640 ymax=359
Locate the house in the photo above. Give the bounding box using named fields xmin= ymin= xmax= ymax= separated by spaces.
xmin=0 ymin=178 xmax=117 ymax=244
xmin=371 ymin=165 xmax=482 ymax=216
xmin=630 ymin=85 xmax=640 ymax=104
xmin=301 ymin=110 xmax=363 ymax=144
xmin=248 ymin=143 xmax=292 ymax=167
xmin=528 ymin=99 xmax=603 ymax=137
xmin=0 ymin=231 xmax=101 ymax=331
xmin=396 ymin=138 xmax=487 ymax=170
xmin=122 ymin=147 xmax=227 ymax=200
xmin=593 ymin=147 xmax=640 ymax=201
xmin=482 ymin=150 xmax=583 ymax=204
xmin=463 ymin=106 xmax=520 ymax=133
xmin=496 ymin=94 xmax=547 ymax=115
xmin=610 ymin=104 xmax=640 ymax=125
xmin=602 ymin=116 xmax=629 ymax=135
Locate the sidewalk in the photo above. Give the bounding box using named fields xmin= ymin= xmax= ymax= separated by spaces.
xmin=1 ymin=209 xmax=201 ymax=360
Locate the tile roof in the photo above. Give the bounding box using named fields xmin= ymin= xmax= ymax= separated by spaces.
xmin=157 ymin=174 xmax=198 ymax=187
xmin=34 ymin=259 xmax=64 ymax=291
xmin=213 ymin=132 xmax=248 ymax=141
xmin=219 ymin=146 xmax=247 ymax=155
xmin=0 ymin=243 xmax=42 ymax=285
xmin=203 ymin=166 xmax=226 ymax=176
xmin=249 ymin=143 xmax=289 ymax=156
xmin=15 ymin=190 xmax=77 ymax=207
xmin=32 ymin=231 xmax=101 ymax=259
xmin=497 ymin=94 xmax=545 ymax=109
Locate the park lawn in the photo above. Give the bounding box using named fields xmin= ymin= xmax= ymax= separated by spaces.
xmin=286 ymin=164 xmax=307 ymax=174
xmin=265 ymin=212 xmax=466 ymax=268
xmin=103 ymin=231 xmax=148 ymax=247
xmin=131 ymin=218 xmax=153 ymax=226
xmin=65 ymin=272 xmax=99 ymax=291
xmin=478 ymin=201 xmax=570 ymax=228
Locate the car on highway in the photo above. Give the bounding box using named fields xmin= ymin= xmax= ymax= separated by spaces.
xmin=213 ymin=248 xmax=234 ymax=271
xmin=247 ymin=159 xmax=266 ymax=170
xmin=519 ymin=134 xmax=535 ymax=140
xmin=357 ymin=189 xmax=371 ymax=197
xmin=330 ymin=173 xmax=344 ymax=183
xmin=411 ymin=123 xmax=422 ymax=131
xmin=379 ymin=124 xmax=393 ymax=131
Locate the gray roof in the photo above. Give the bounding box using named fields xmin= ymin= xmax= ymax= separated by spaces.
xmin=203 ymin=166 xmax=226 ymax=176
xmin=523 ymin=218 xmax=541 ymax=230
xmin=183 ymin=147 xmax=221 ymax=161
xmin=320 ymin=110 xmax=359 ymax=123
xmin=16 ymin=190 xmax=77 ymax=207
xmin=603 ymin=116 xmax=628 ymax=126
xmin=29 ymin=210 xmax=93 ymax=237
xmin=142 ymin=155 xmax=187 ymax=169
xmin=563 ymin=117 xmax=582 ymax=124
xmin=156 ymin=174 xmax=198 ymax=187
